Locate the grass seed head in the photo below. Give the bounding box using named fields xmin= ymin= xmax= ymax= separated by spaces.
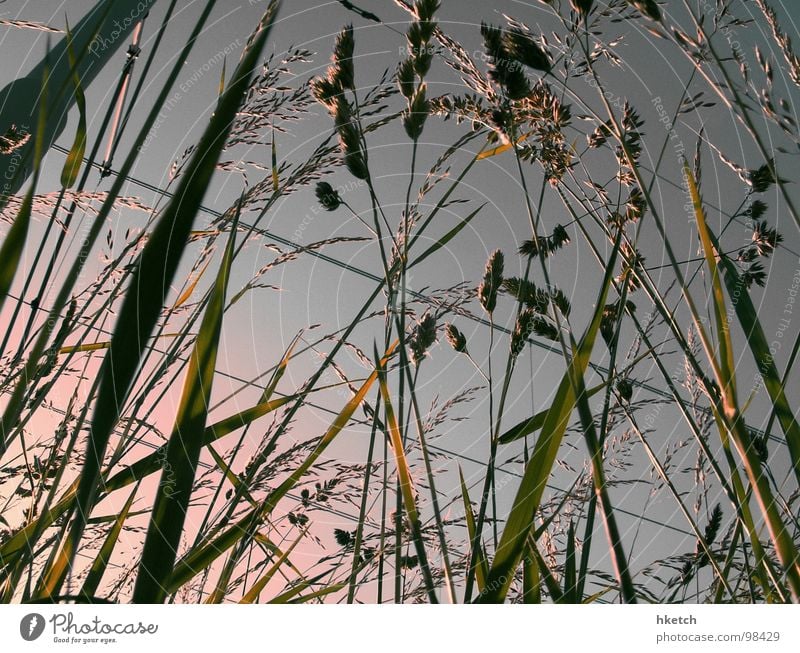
xmin=478 ymin=249 xmax=504 ymax=315
xmin=445 ymin=323 xmax=468 ymax=354
xmin=315 ymin=181 xmax=342 ymax=211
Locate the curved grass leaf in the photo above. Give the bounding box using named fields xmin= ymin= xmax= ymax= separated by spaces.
xmin=79 ymin=482 xmax=139 ymax=599
xmin=37 ymin=1 xmax=281 ymax=598
xmin=165 ymin=340 xmax=398 ymax=594
xmin=60 ymin=21 xmax=87 ymax=189
xmin=239 ymin=527 xmax=307 ymax=604
xmin=477 ymin=229 xmax=622 ymax=603
xmin=132 ymin=204 xmax=241 ymax=603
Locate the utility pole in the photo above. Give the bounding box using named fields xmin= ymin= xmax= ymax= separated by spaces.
xmin=0 ymin=0 xmax=159 ymax=198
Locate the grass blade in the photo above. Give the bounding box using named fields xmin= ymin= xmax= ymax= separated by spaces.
xmin=477 ymin=229 xmax=622 ymax=603
xmin=39 ymin=1 xmax=282 ymax=598
xmin=408 ymin=203 xmax=485 ymax=269
xmin=79 ymin=483 xmax=139 ymax=599
xmin=60 ymin=20 xmax=87 ymax=189
xmin=377 ymin=354 xmax=439 ymax=603
xmin=458 ymin=466 xmax=488 ymax=594
xmin=165 ymin=341 xmax=398 ymax=594
xmin=132 ymin=204 xmax=240 ymax=602
xmin=239 ymin=527 xmax=307 ymax=603
xmin=0 ymin=60 xmax=47 ymax=333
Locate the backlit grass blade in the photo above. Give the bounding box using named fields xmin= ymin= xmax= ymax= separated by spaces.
xmin=268 ymin=575 xmax=346 ymax=604
xmin=39 ymin=1 xmax=281 ymax=599
xmin=703 ymin=230 xmax=800 ymax=488
xmin=173 ymin=259 xmax=212 ymax=309
xmin=58 ymin=333 xmax=183 ymax=355
xmin=477 ymin=229 xmax=622 ymax=603
xmin=239 ymin=527 xmax=307 ymax=603
xmin=686 ymin=164 xmax=800 ymax=599
xmin=377 ymin=355 xmax=438 ymax=603
xmin=0 ymin=60 xmax=47 ymax=335
xmin=165 ymin=341 xmax=398 ymax=594
xmin=498 ymin=381 xmax=605 ymax=445
xmin=132 ymin=203 xmax=240 ymax=603
xmin=683 ymin=163 xmax=737 ymax=403
xmin=408 ymin=203 xmax=485 ymax=269
xmin=528 ymin=538 xmax=564 ymax=603
xmin=79 ymin=483 xmax=139 ymax=599
xmin=498 ymin=348 xmax=655 ymax=445
xmin=458 ymin=466 xmax=487 ymax=594
xmin=60 ymin=20 xmax=87 ymax=189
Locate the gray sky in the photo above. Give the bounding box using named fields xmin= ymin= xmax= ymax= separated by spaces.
xmin=2 ymin=0 xmax=800 ymax=599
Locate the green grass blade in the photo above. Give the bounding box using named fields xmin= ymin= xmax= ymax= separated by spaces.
xmin=498 ymin=381 xmax=605 ymax=445
xmin=458 ymin=465 xmax=488 ymax=594
xmin=477 ymin=229 xmax=622 ymax=603
xmin=132 ymin=204 xmax=241 ymax=603
xmin=60 ymin=20 xmax=87 ymax=189
xmin=707 ymin=241 xmax=800 ymax=488
xmin=165 ymin=341 xmax=398 ymax=594
xmin=0 ymin=60 xmax=47 ymax=335
xmin=239 ymin=527 xmax=307 ymax=603
xmin=528 ymin=538 xmax=564 ymax=603
xmin=408 ymin=203 xmax=485 ymax=269
xmin=79 ymin=483 xmax=139 ymax=599
xmin=684 ymin=162 xmax=736 ymax=401
xmin=686 ymin=164 xmax=800 ymax=599
xmin=377 ymin=356 xmax=438 ymax=603
xmin=40 ymin=1 xmax=281 ymax=598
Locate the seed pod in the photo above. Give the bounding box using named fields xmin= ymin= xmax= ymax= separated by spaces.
xmin=570 ymin=0 xmax=594 ymax=17
xmin=333 ymin=25 xmax=355 ymax=90
xmin=414 ymin=0 xmax=440 ymax=23
xmin=616 ymin=379 xmax=633 ymax=402
xmin=478 ymin=249 xmax=504 ymax=315
xmin=511 ymin=308 xmax=535 ymax=358
xmin=445 ymin=323 xmax=467 ymax=354
xmin=628 ymin=0 xmax=661 ymax=21
xmin=410 ymin=312 xmax=437 ymax=365
xmin=413 ymin=49 xmax=433 ymax=77
xmin=311 ymin=75 xmax=343 ymax=112
xmin=397 ymin=58 xmax=416 ymax=99
xmin=503 ymin=28 xmax=551 ymax=73
xmin=403 ymin=84 xmax=429 ymax=140
xmin=747 ymin=160 xmax=776 ymax=193
xmin=315 ymin=181 xmax=341 ymax=211
xmin=334 ymin=99 xmax=368 ymax=180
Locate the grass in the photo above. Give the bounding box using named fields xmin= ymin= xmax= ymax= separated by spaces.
xmin=0 ymin=0 xmax=798 ymax=603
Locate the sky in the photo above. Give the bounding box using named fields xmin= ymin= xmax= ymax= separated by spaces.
xmin=1 ymin=0 xmax=800 ymax=601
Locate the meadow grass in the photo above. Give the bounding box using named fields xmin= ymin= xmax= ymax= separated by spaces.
xmin=0 ymin=0 xmax=798 ymax=603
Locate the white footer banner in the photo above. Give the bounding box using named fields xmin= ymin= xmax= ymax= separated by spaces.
xmin=1 ymin=604 xmax=797 ymax=652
